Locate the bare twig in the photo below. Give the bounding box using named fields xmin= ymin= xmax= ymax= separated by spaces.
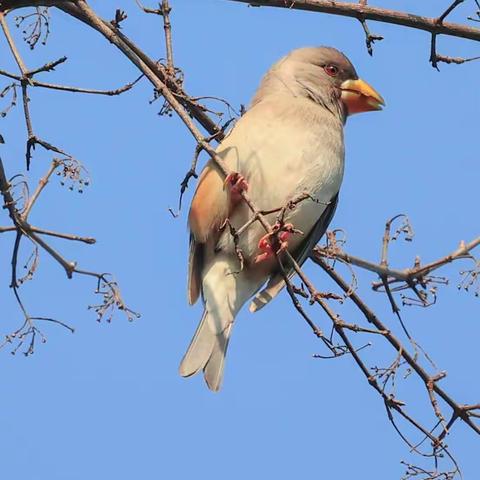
xmin=358 ymin=15 xmax=383 ymax=55
xmin=311 ymin=254 xmax=480 ymax=436
xmin=0 ymin=68 xmax=143 ymax=95
xmin=315 ymin=236 xmax=480 ymax=293
xmin=160 ymin=0 xmax=174 ymax=75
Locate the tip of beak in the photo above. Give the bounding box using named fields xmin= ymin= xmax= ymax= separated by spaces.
xmin=370 ymin=96 xmax=385 ymax=110
xmin=340 ymin=78 xmax=385 ymax=115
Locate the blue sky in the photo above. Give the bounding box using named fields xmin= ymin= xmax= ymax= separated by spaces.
xmin=0 ymin=0 xmax=479 ymax=478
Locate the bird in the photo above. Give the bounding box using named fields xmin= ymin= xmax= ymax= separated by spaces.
xmin=179 ymin=46 xmax=384 ymax=391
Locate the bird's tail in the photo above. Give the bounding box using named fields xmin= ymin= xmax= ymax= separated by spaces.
xmin=179 ymin=310 xmax=233 ymax=392
xmin=179 ymin=254 xmax=264 ymax=391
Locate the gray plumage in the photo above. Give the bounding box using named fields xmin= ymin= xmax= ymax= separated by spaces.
xmin=180 ymin=46 xmax=384 ymax=391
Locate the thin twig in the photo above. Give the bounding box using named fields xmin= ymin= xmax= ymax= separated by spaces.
xmin=0 ymin=68 xmax=143 ymax=95
xmin=160 ymin=0 xmax=174 ymax=75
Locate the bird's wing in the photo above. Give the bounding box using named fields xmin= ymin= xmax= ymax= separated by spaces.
xmin=293 ymin=192 xmax=339 ymax=267
xmin=189 ymin=161 xmax=229 ymax=243
xmin=249 ymin=193 xmax=339 ymax=312
xmin=186 ymin=108 xmax=259 ymax=305
xmin=187 ymin=160 xmax=229 ymax=305
xmin=187 ymin=233 xmax=203 ymax=305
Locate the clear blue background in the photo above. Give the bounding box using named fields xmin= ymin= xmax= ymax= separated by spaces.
xmin=0 ymin=0 xmax=479 ymax=478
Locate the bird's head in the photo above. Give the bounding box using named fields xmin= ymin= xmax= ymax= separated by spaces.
xmin=265 ymin=46 xmax=385 ymax=120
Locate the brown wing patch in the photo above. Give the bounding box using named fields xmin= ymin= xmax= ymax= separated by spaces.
xmin=188 ymin=161 xmax=231 ymax=305
xmin=188 ymin=161 xmax=229 ymax=243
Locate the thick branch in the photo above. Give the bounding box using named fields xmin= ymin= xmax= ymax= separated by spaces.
xmin=226 ymin=0 xmax=480 ymax=42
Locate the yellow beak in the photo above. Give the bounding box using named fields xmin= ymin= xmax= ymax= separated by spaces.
xmin=340 ymin=78 xmax=385 ymax=115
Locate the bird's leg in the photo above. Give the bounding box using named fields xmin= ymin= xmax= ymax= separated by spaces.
xmin=254 ymin=222 xmax=303 ymax=263
xmin=254 ymin=236 xmax=275 ymax=264
xmin=224 ymin=172 xmax=249 ymax=204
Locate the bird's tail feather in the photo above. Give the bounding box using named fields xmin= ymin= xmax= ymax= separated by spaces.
xmin=179 ymin=310 xmax=216 ymax=378
xmin=203 ymin=324 xmax=233 ymax=392
xmin=249 ymin=272 xmax=288 ymax=312
xmin=179 ymin=310 xmax=234 ymax=392
xmin=180 ymin=255 xmax=265 ymax=391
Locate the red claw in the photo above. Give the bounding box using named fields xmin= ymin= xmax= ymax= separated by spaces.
xmin=254 ymin=223 xmax=302 ymax=264
xmin=224 ymin=172 xmax=249 ymax=203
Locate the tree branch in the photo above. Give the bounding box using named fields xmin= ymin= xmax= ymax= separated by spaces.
xmin=225 ymin=0 xmax=480 ymax=42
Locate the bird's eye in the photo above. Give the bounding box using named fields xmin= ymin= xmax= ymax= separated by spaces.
xmin=324 ymin=64 xmax=339 ymax=77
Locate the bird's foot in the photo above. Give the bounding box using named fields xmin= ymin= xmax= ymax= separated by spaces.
xmin=224 ymin=172 xmax=249 ymax=203
xmin=254 ymin=222 xmax=303 ymax=263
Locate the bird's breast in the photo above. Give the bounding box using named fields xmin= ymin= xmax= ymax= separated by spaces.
xmin=216 ymin=98 xmax=345 ymax=259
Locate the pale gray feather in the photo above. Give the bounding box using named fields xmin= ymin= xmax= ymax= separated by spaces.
xmin=249 ymin=194 xmax=339 ymax=312
xmin=179 ymin=311 xmax=215 ymax=377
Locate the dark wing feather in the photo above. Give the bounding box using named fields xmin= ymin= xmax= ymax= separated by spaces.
xmin=292 ymin=193 xmax=338 ymax=267
xmin=187 ymin=233 xmax=203 ymax=305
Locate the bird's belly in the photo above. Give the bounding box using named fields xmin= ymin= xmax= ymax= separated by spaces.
xmin=220 ymin=146 xmax=344 ymax=260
